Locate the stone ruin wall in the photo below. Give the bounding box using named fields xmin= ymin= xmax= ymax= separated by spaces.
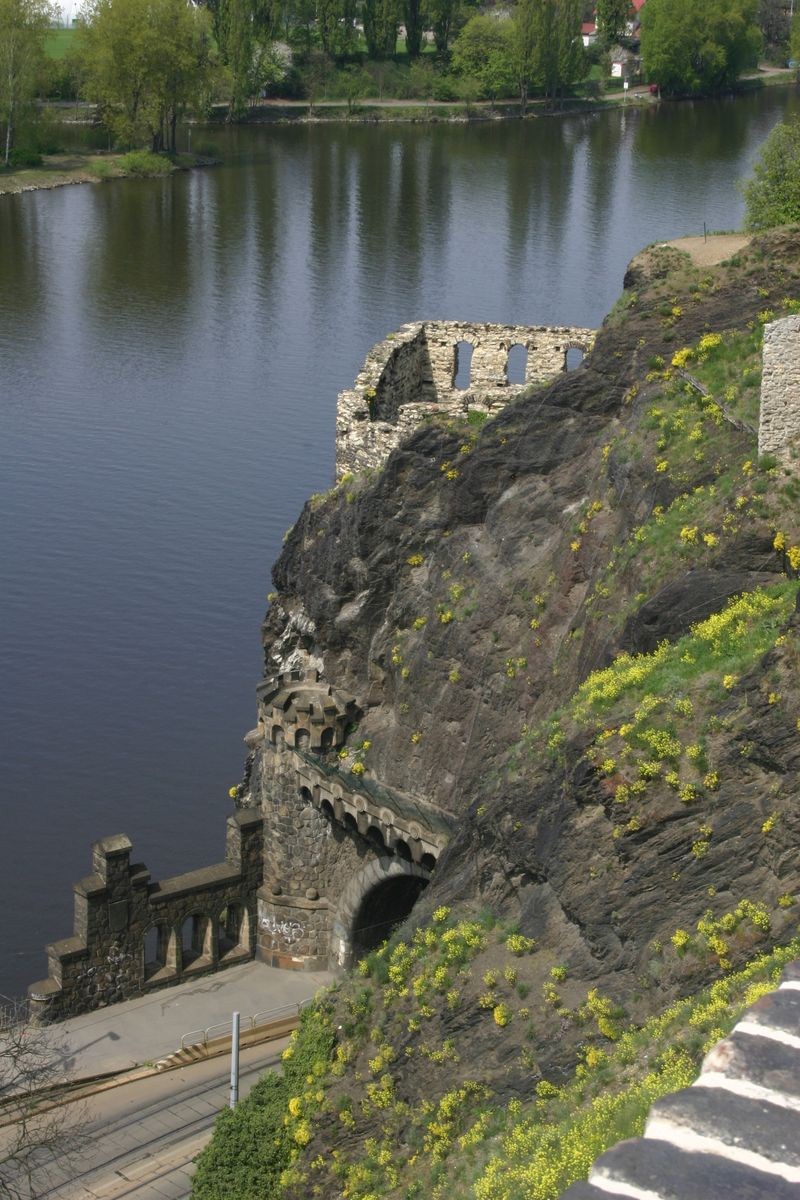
xmin=336 ymin=320 xmax=596 ymax=478
xmin=759 ymin=315 xmax=800 ymax=467
xmin=28 ymin=812 xmax=263 ymax=1023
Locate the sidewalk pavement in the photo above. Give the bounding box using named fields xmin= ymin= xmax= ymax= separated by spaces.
xmin=45 ymin=961 xmax=333 ymax=1081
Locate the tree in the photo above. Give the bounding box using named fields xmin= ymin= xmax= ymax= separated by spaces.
xmin=451 ymin=13 xmax=515 ymax=102
xmin=409 ymin=56 xmax=435 ymax=103
xmin=339 ymin=64 xmax=370 ymax=111
xmin=595 ymin=0 xmax=630 ymax=48
xmin=0 ymin=0 xmax=56 ymax=167
xmin=303 ymin=47 xmax=333 ymax=108
xmin=757 ymin=0 xmax=789 ymax=63
xmin=640 ymin=0 xmax=761 ymax=96
xmin=511 ymin=0 xmax=537 ymax=113
xmin=514 ymin=0 xmax=586 ymax=108
xmin=206 ymin=0 xmax=279 ymax=117
xmin=742 ymin=118 xmax=800 ymax=229
xmin=0 ymin=1004 xmax=86 ymax=1198
xmin=402 ymin=0 xmax=425 ymax=58
xmin=78 ymin=0 xmax=213 ymax=150
xmin=791 ymin=9 xmax=800 ymax=74
xmin=316 ymin=0 xmax=357 ymax=57
xmin=363 ymin=0 xmax=398 ymax=58
xmin=426 ymin=0 xmax=456 ymax=55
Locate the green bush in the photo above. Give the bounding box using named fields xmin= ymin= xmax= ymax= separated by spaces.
xmin=432 ymin=74 xmax=459 ymax=101
xmin=191 ymin=1005 xmax=335 ymax=1199
xmin=118 ymin=150 xmax=173 ymax=177
xmin=89 ymin=158 xmax=115 ymax=179
xmin=7 ymin=146 xmax=42 ymax=168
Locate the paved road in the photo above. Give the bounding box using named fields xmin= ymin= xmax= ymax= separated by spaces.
xmin=45 ymin=960 xmax=331 ymax=1079
xmin=10 ymin=1038 xmax=290 ymax=1200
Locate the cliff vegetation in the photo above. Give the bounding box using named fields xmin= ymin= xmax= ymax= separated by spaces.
xmin=194 ymin=226 xmax=800 ymax=1198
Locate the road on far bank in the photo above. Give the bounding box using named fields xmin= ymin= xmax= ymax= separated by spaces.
xmin=5 ymin=1037 xmax=289 ymax=1200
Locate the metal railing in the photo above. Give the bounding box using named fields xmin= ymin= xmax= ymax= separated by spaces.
xmin=179 ymin=997 xmax=313 ymax=1051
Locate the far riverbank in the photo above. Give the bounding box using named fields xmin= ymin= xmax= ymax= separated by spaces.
xmin=0 ymin=150 xmax=217 ymax=198
xmin=0 ymin=70 xmax=793 ymax=199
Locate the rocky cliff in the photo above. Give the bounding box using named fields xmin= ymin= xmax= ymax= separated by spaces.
xmin=195 ymin=228 xmax=800 ymax=1200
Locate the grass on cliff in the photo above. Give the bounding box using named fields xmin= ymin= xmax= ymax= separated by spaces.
xmin=190 ymin=923 xmax=800 ymax=1200
xmin=472 ymin=936 xmax=799 ymax=1200
xmin=536 ymin=580 xmax=799 ymax=852
xmin=566 ymin=302 xmax=800 ymax=646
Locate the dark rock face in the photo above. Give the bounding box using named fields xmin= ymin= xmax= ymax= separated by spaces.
xmin=252 ymin=231 xmax=800 ymax=1179
xmin=619 ymin=567 xmax=780 ymax=655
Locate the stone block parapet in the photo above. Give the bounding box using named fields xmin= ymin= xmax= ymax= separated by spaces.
xmin=336 ymin=319 xmax=595 ymax=477
xmin=256 ymin=669 xmax=360 ymax=754
xmin=560 ymin=960 xmax=800 ymax=1199
xmin=759 ymin=316 xmax=800 ymax=467
xmin=28 ymin=811 xmax=263 ymax=1023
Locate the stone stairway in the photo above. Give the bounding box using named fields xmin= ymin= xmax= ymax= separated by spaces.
xmin=562 ymin=962 xmax=800 ymax=1199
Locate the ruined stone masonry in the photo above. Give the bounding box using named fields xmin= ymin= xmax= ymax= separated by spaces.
xmin=336 ymin=320 xmax=596 ymax=478
xmin=29 ymin=669 xmax=452 ymax=1020
xmin=561 ymin=962 xmax=800 ymax=1199
xmin=759 ymin=315 xmax=800 ymax=467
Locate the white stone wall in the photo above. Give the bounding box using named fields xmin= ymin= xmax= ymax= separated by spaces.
xmin=336 ymin=319 xmax=595 ymax=478
xmin=759 ymin=316 xmax=800 ymax=467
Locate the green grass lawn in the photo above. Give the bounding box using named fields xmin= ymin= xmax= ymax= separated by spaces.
xmin=44 ymin=26 xmax=77 ymax=59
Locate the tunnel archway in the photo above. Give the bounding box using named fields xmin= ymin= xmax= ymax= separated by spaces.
xmin=351 ymin=874 xmax=428 ymax=958
xmin=331 ymin=857 xmax=431 ymax=968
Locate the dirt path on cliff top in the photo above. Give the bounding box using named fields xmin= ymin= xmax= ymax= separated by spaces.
xmin=663 ymin=233 xmax=751 ymax=265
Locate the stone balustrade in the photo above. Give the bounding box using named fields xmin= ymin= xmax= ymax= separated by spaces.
xmin=28 ymin=812 xmax=263 ymax=1022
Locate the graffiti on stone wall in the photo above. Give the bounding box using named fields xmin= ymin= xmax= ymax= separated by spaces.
xmin=74 ymin=941 xmax=133 ymax=988
xmin=259 ymin=915 xmax=306 ymax=946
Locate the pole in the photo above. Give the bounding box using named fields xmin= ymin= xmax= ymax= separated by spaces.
xmin=229 ymin=1011 xmax=240 ymax=1109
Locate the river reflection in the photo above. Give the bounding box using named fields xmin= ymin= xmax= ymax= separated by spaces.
xmin=0 ymin=88 xmax=797 ymax=998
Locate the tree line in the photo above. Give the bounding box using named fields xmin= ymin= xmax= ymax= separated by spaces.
xmin=0 ymin=0 xmax=780 ymax=166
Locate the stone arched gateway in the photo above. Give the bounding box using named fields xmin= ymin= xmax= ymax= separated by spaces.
xmin=330 ymin=857 xmax=431 ymax=969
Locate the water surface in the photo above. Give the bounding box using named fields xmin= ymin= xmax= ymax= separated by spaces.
xmin=1 ymin=89 xmax=797 ymax=1000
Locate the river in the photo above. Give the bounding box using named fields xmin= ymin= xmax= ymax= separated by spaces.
xmin=1 ymin=87 xmax=797 ymax=1002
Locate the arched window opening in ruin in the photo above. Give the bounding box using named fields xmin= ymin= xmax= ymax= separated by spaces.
xmin=393 ymin=838 xmax=412 ymax=862
xmin=366 ymin=825 xmax=386 ymax=854
xmin=350 ymin=875 xmax=429 ymax=959
xmin=271 ymin=725 xmax=284 ymax=748
xmin=453 ymin=341 xmax=474 ymax=391
xmin=299 ymin=786 xmax=313 ymax=806
xmin=506 ymin=344 xmax=528 ymax=385
xmin=320 ymin=727 xmax=334 ymax=752
xmin=320 ymin=798 xmax=335 ymax=821
xmin=181 ymin=912 xmax=211 ymax=970
xmin=344 ymin=812 xmax=359 ymax=835
xmin=143 ymin=924 xmax=169 ymax=980
xmin=218 ymin=903 xmax=249 ymax=960
xmin=295 ymin=728 xmax=310 ymax=750
xmin=565 ymin=347 xmax=584 ymax=371
xmin=420 ymin=852 xmax=437 ymax=872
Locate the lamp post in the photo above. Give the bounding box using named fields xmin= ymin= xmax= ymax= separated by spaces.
xmin=229 ymin=1011 xmax=240 ymax=1109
